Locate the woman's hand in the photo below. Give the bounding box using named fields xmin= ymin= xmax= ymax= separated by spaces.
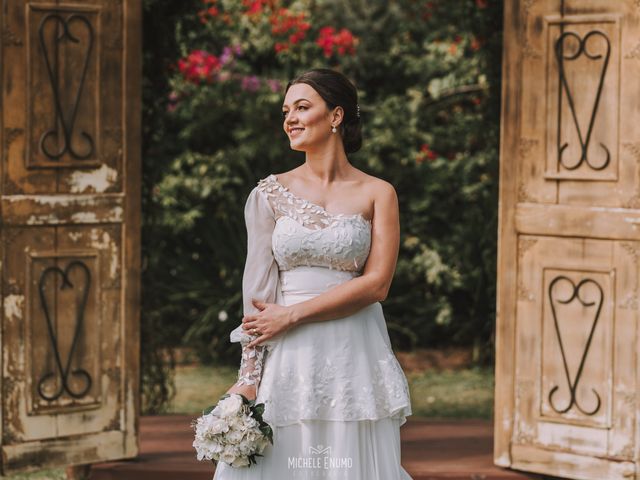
xmin=225 ymin=382 xmax=256 ymax=402
xmin=242 ymin=299 xmax=297 ymax=348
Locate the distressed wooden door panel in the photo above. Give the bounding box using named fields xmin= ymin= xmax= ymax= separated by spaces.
xmin=496 ymin=1 xmax=640 ymax=479
xmin=0 ymin=0 xmax=140 ymax=474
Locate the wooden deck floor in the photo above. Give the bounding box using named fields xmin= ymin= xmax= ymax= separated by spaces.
xmin=89 ymin=416 xmax=545 ymax=480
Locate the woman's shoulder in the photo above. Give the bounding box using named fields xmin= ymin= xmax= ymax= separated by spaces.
xmin=356 ymin=172 xmax=397 ymax=203
xmin=259 ymin=168 xmax=396 ymax=204
xmin=268 ymin=168 xmax=392 ymax=187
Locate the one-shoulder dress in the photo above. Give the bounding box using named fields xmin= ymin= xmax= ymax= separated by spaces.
xmin=213 ymin=174 xmax=413 ymax=480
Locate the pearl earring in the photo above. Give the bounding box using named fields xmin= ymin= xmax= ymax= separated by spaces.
xmin=331 ymin=126 xmax=337 ymax=133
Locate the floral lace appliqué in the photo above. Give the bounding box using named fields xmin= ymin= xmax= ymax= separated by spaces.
xmin=258 ymin=342 xmax=412 ymax=427
xmin=256 ymin=175 xmax=372 ymax=272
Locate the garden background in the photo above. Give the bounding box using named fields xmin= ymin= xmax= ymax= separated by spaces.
xmin=140 ymin=0 xmax=504 ymax=415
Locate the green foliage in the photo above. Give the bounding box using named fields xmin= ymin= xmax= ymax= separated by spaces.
xmin=142 ymin=0 xmax=503 ymax=410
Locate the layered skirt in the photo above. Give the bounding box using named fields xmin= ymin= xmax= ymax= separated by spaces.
xmin=213 ymin=266 xmax=413 ymax=479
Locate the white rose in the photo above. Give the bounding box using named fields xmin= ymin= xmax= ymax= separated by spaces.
xmin=227 ymin=415 xmax=244 ymax=429
xmin=242 ymin=414 xmax=259 ymax=430
xmin=226 ymin=427 xmax=244 ymax=444
xmin=238 ymin=439 xmax=254 ymax=456
xmin=219 ymin=450 xmax=237 ymax=465
xmin=231 ymin=456 xmax=250 ymax=468
xmin=256 ymin=437 xmax=270 ymax=453
xmin=209 ymin=418 xmax=230 ymax=435
xmin=218 ymin=394 xmax=243 ymax=417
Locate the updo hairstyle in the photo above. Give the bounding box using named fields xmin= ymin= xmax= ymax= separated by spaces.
xmin=285 ymin=68 xmax=362 ymax=154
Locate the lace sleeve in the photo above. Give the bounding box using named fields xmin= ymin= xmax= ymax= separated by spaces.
xmin=229 ymin=183 xmax=279 ymax=393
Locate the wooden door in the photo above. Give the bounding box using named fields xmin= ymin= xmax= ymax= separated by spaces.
xmin=495 ymin=1 xmax=640 ymax=479
xmin=0 ymin=0 xmax=140 ymax=473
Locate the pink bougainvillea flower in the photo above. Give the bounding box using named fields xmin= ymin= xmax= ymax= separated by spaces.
xmin=266 ymin=78 xmax=282 ymax=93
xmin=220 ymin=45 xmax=241 ymax=65
xmin=241 ymin=75 xmax=261 ymax=92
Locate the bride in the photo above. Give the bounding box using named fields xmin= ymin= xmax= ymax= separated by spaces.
xmin=213 ymin=68 xmax=413 ymax=479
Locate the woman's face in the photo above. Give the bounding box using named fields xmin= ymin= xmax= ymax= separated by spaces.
xmin=282 ymin=83 xmax=337 ymax=152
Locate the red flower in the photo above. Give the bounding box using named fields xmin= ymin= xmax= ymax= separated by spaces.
xmin=316 ymin=26 xmax=336 ymax=57
xmin=197 ymin=0 xmax=219 ymax=23
xmin=475 ymin=0 xmax=488 ymax=8
xmin=470 ymin=37 xmax=481 ymax=51
xmin=417 ymin=143 xmax=438 ymax=163
xmin=421 ymin=1 xmax=435 ymax=20
xmin=243 ymin=0 xmax=266 ymax=15
xmin=178 ymin=50 xmax=221 ymax=84
xmin=269 ymin=8 xmax=311 ymax=54
xmin=315 ymin=26 xmax=357 ymax=58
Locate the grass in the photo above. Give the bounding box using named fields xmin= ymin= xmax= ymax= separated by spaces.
xmin=168 ymin=363 xmax=495 ymax=420
xmin=167 ymin=364 xmax=239 ymax=415
xmin=407 ymin=366 xmax=494 ymax=419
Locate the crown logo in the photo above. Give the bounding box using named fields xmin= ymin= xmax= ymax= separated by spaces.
xmin=309 ymin=444 xmax=331 ymax=455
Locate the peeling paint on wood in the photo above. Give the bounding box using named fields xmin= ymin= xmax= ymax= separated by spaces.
xmin=67 ymin=164 xmax=118 ymax=193
xmin=2 ymin=195 xmax=124 ymax=225
xmin=89 ymin=230 xmax=119 ymax=280
xmin=3 ymin=294 xmax=24 ymax=321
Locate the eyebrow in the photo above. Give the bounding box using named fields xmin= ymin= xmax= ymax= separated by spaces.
xmin=282 ymin=98 xmax=311 ymax=109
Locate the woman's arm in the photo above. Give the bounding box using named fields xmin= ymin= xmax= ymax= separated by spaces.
xmin=243 ymin=180 xmax=399 ymax=348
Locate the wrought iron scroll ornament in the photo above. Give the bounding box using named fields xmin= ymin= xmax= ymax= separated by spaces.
xmin=38 ymin=261 xmax=92 ymax=401
xmin=547 ymin=276 xmax=603 ymax=416
xmin=554 ymin=30 xmax=611 ymax=171
xmin=38 ymin=13 xmax=94 ymax=160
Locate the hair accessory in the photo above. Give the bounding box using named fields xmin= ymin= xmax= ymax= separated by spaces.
xmin=356 ymin=103 xmax=361 ymax=118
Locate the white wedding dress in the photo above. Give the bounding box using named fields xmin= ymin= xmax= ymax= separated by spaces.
xmin=213 ymin=174 xmax=413 ymax=479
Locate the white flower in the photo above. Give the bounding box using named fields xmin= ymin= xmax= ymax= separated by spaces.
xmin=218 ymin=310 xmax=228 ymax=322
xmin=192 ymin=394 xmax=272 ymax=469
xmin=231 ymin=456 xmax=250 ymax=468
xmin=219 ymin=449 xmax=238 ymax=465
xmin=256 ymin=436 xmax=271 ymax=453
xmin=226 ymin=427 xmax=244 ymax=444
xmin=218 ymin=394 xmax=243 ymax=417
xmin=209 ymin=418 xmax=230 ymax=435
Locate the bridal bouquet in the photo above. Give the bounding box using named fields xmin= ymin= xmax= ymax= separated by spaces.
xmin=192 ymin=393 xmax=273 ymax=468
